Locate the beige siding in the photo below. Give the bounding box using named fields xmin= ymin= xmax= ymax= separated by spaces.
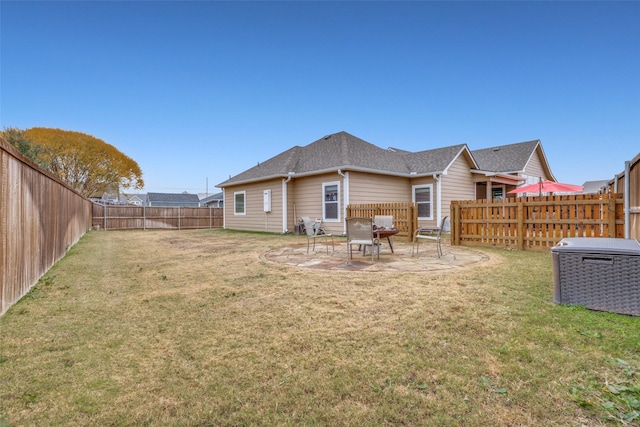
xmin=409 ymin=176 xmax=437 ymax=228
xmin=440 ymin=155 xmax=476 ymax=220
xmin=522 ymin=150 xmax=549 ymax=181
xmin=348 ymin=172 xmax=410 ymax=204
xmin=224 ymin=178 xmax=284 ymax=233
xmin=289 ymin=172 xmax=344 ymax=235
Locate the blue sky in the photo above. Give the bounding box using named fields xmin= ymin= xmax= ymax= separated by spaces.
xmin=2 ymin=1 xmax=638 ymax=194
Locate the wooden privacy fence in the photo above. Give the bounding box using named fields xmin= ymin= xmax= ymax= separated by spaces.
xmin=451 ymin=194 xmax=625 ymax=251
xmin=346 ymin=203 xmax=415 ymax=239
xmin=92 ymin=204 xmax=223 ymax=230
xmin=1 ymin=138 xmax=92 ymax=316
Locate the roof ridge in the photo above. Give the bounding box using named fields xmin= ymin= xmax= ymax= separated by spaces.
xmin=472 ymin=139 xmax=539 ymax=153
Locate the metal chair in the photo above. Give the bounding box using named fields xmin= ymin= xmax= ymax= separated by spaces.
xmin=346 ymin=217 xmax=380 ymax=261
xmin=374 ymin=215 xmax=394 ymax=229
xmin=412 ymin=216 xmax=448 ymax=258
xmin=302 ymin=216 xmax=334 ymax=254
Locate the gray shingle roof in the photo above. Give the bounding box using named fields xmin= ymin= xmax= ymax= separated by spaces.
xmin=147 ymin=192 xmax=200 ymax=203
xmin=199 ymin=192 xmax=224 ymax=204
xmin=471 ymin=140 xmax=540 ymax=173
xmin=402 ymin=144 xmax=474 ymax=174
xmin=218 ymin=131 xmax=473 ymax=186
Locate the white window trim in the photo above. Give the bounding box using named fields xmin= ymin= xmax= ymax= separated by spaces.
xmin=322 ymin=181 xmax=340 ymax=222
xmin=234 ymin=191 xmax=246 ymax=216
xmin=492 ymin=185 xmax=506 ymax=200
xmin=412 ymin=184 xmax=434 ymax=220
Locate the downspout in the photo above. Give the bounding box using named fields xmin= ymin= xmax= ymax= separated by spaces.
xmin=338 ymin=169 xmax=348 ymax=235
xmin=624 ymin=161 xmax=630 ymax=239
xmin=433 ymin=174 xmax=442 ymax=227
xmin=221 ymin=188 xmax=226 ymax=230
xmin=282 ymin=175 xmax=292 ymax=233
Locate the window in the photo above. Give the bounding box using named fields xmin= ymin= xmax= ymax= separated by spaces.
xmin=413 ymin=184 xmax=433 ymax=220
xmin=234 ymin=191 xmax=246 ymax=215
xmin=323 ymin=182 xmax=340 ymax=221
xmin=492 ymin=187 xmax=505 ymax=200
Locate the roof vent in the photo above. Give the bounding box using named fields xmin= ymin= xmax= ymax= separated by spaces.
xmin=493 ymin=148 xmax=500 ymax=152
xmin=323 ymin=135 xmax=332 ymax=140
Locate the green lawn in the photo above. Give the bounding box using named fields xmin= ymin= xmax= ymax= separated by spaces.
xmin=1 ymin=229 xmax=639 ymax=426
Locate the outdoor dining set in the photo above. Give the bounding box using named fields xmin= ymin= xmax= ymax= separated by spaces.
xmin=299 ymin=215 xmax=447 ymax=261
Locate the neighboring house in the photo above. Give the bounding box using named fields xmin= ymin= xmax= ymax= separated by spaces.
xmin=216 ymin=131 xmax=556 ymax=235
xmin=93 ymin=192 xmax=141 ymax=205
xmin=146 ymin=192 xmax=200 ymax=207
xmin=581 ymin=180 xmax=609 ymax=194
xmin=200 ymin=192 xmax=224 ymax=207
xmin=92 ymin=192 xmax=120 ymax=205
xmin=127 ymin=194 xmax=144 ymax=206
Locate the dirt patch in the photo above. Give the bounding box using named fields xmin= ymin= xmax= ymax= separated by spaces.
xmin=262 ymin=240 xmax=494 ymax=272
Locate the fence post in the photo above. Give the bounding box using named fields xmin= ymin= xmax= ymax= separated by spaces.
xmin=103 ymin=204 xmax=107 ymax=231
xmin=451 ymin=202 xmax=458 ymax=246
xmin=608 ymin=196 xmax=616 ymax=237
xmin=413 ymin=203 xmax=417 ymax=240
xmin=517 ymin=200 xmax=524 ymax=251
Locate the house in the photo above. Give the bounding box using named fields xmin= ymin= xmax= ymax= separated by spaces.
xmin=581 ymin=180 xmax=609 ymax=194
xmin=216 ymin=131 xmax=555 ymax=235
xmin=146 ymin=192 xmax=200 ymax=207
xmin=200 ymin=192 xmax=224 ymax=208
xmin=92 ymin=192 xmax=143 ymax=206
xmin=471 ymin=140 xmax=555 ymax=198
xmin=124 ymin=194 xmax=144 ymax=206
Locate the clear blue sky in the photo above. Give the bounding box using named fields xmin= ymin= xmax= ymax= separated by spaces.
xmin=2 ymin=1 xmax=638 ymax=194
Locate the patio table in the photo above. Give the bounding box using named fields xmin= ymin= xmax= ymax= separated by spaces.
xmin=374 ymin=227 xmax=400 ymax=253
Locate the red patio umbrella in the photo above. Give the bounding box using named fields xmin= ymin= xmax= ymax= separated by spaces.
xmin=508 ymin=179 xmax=584 ymax=196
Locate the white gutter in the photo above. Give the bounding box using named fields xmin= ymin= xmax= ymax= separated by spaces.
xmin=221 ymin=166 xmax=420 ymax=187
xmin=221 ymin=188 xmax=226 ymax=229
xmin=282 ymin=174 xmax=293 ymax=233
xmin=338 ymin=169 xmax=348 ymax=234
xmin=433 ymin=174 xmax=442 ymax=226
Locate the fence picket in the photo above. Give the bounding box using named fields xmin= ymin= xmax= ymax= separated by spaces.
xmin=91 ymin=204 xmax=224 ymax=230
xmin=451 ymin=194 xmax=624 ymax=251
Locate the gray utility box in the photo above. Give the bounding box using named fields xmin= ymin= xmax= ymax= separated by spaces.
xmin=552 ymin=238 xmax=640 ymax=316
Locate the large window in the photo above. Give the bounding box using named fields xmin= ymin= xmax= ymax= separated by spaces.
xmin=323 ymin=182 xmax=340 ymax=221
xmin=413 ymin=184 xmax=433 ymax=220
xmin=234 ymin=191 xmax=246 ymax=215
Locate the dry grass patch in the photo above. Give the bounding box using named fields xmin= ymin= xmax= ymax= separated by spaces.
xmin=1 ymin=229 xmax=639 ymax=426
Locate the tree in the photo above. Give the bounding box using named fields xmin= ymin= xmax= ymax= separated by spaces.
xmin=0 ymin=127 xmax=46 ymax=166
xmin=22 ymin=127 xmax=144 ymax=198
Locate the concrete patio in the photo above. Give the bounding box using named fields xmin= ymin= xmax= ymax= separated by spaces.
xmin=262 ymin=239 xmax=490 ymax=272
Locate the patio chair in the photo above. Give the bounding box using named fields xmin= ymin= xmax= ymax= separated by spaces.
xmin=412 ymin=216 xmax=448 ymax=258
xmin=302 ymin=216 xmax=334 ymax=254
xmin=346 ymin=217 xmax=380 ymax=261
xmin=374 ymin=215 xmax=394 ymax=229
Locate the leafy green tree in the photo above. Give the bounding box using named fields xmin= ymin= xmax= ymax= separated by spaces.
xmin=0 ymin=127 xmax=46 ymax=166
xmin=23 ymin=127 xmax=144 ymax=198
